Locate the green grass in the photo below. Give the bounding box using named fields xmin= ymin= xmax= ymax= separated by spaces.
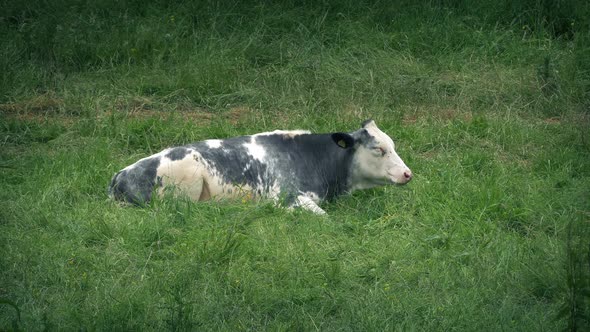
xmin=1 ymin=0 xmax=589 ymax=330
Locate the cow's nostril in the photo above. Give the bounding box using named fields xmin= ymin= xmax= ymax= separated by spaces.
xmin=404 ymin=171 xmax=412 ymax=179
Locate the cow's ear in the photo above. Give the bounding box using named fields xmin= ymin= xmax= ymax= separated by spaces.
xmin=331 ymin=133 xmax=355 ymax=149
xmin=361 ymin=119 xmax=375 ymax=128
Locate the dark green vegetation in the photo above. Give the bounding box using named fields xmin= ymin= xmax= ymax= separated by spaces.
xmin=1 ymin=0 xmax=589 ymax=330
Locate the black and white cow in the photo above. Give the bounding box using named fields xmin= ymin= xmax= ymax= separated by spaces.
xmin=108 ymin=120 xmax=412 ymax=214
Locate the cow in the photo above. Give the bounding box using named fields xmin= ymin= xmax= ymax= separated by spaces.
xmin=108 ymin=120 xmax=412 ymax=214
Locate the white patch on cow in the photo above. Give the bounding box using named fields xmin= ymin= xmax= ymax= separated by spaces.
xmin=243 ymin=138 xmax=266 ymax=161
xmin=187 ymin=152 xmax=252 ymax=201
xmin=205 ymin=139 xmax=222 ymax=149
xmin=155 ymin=149 xmax=269 ymax=202
xmin=156 ymin=149 xmax=207 ymax=200
xmin=255 ymin=129 xmax=311 ymax=138
xmin=349 ymin=121 xmax=412 ymax=191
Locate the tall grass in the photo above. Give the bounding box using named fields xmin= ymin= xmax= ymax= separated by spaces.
xmin=1 ymin=0 xmax=589 ymax=330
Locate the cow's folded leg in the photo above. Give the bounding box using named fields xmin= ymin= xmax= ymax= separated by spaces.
xmin=294 ymin=195 xmax=326 ymax=215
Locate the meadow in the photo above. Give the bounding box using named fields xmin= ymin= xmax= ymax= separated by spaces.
xmin=1 ymin=0 xmax=589 ymax=330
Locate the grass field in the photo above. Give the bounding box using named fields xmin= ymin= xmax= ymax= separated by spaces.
xmin=1 ymin=0 xmax=589 ymax=330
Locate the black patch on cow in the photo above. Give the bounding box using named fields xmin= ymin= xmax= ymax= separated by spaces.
xmin=109 ymin=157 xmax=161 ymax=205
xmin=254 ymin=133 xmax=355 ymax=200
xmin=166 ymin=147 xmax=189 ymax=161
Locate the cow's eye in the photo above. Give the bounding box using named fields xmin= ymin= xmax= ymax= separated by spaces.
xmin=373 ymin=147 xmax=386 ymax=156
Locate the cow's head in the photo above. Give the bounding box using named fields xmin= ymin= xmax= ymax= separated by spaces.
xmin=332 ymin=120 xmax=412 ymax=190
